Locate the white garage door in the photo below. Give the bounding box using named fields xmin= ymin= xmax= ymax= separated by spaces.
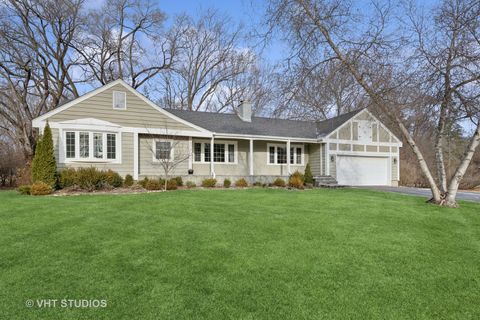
xmin=336 ymin=156 xmax=389 ymax=186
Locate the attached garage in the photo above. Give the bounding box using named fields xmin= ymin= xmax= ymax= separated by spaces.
xmin=336 ymin=156 xmax=389 ymax=186
xmin=323 ymin=109 xmax=402 ymax=187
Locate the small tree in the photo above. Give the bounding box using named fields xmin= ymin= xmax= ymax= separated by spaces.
xmin=31 ymin=122 xmax=57 ymax=187
xmin=144 ymin=125 xmax=191 ymax=190
xmin=304 ymin=163 xmax=313 ymax=184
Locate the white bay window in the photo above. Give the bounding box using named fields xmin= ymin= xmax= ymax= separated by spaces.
xmin=64 ymin=131 xmax=119 ymax=162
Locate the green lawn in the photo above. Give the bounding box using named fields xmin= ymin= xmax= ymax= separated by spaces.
xmin=0 ymin=188 xmax=479 ymax=319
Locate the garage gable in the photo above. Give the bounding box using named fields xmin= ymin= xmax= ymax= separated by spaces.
xmin=326 ymin=109 xmax=401 ymax=146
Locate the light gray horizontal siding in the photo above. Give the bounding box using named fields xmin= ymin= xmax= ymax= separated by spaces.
xmin=309 ymin=144 xmax=321 ymax=176
xmin=49 ymin=84 xmax=199 ymax=132
xmin=139 ymin=134 xmax=189 ymax=178
xmin=53 ymin=128 xmax=134 ymax=177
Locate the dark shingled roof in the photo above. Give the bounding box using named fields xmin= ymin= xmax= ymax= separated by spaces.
xmin=166 ymin=108 xmax=364 ymax=139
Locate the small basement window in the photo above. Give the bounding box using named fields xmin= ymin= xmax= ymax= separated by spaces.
xmin=113 ymin=91 xmax=126 ymax=110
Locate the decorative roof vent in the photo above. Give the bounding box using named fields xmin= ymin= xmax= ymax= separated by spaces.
xmin=238 ymin=100 xmax=252 ymax=122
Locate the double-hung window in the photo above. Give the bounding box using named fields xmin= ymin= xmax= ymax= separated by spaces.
xmin=93 ymin=133 xmax=103 ymax=158
xmin=213 ymin=144 xmax=225 ymax=162
xmin=194 ymin=143 xmax=202 ymax=162
xmin=66 ymin=132 xmax=76 ymax=158
xmin=193 ymin=141 xmax=236 ymax=163
xmin=155 ymin=141 xmax=172 ymax=161
xmin=64 ymin=131 xmax=118 ymax=162
xmin=79 ymin=132 xmax=89 ymax=158
xmin=107 ymin=134 xmax=116 ymax=159
xmin=268 ymin=144 xmax=304 ymax=165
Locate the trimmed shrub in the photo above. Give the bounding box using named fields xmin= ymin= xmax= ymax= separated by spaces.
xmin=174 ymin=176 xmax=183 ymax=187
xmin=58 ymin=168 xmax=123 ymax=190
xmin=124 ymin=174 xmax=134 ymax=187
xmin=167 ymin=179 xmax=178 ymax=190
xmin=30 ymin=181 xmax=53 ymax=195
xmin=76 ymin=167 xmax=105 ymax=191
xmin=304 ymin=163 xmax=313 ymax=185
xmin=223 ymin=178 xmax=231 ymax=188
xmin=31 ymin=122 xmax=57 ymax=187
xmin=272 ymin=178 xmax=286 ymax=187
xmin=253 ymin=181 xmax=262 ymax=187
xmin=17 ymin=185 xmax=31 ymax=195
xmin=59 ymin=168 xmax=78 ymax=188
xmin=145 ymin=179 xmax=162 ymax=190
xmin=139 ymin=177 xmax=149 ymax=188
xmin=105 ymin=169 xmax=123 ymax=188
xmin=186 ymin=181 xmax=196 ymax=188
xmin=235 ymin=178 xmax=248 ymax=188
xmin=201 ymin=178 xmax=217 ymax=188
xmin=288 ymin=171 xmax=305 ymax=189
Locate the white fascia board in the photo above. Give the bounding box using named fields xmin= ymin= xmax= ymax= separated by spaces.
xmin=324 ymin=138 xmax=402 ymax=147
xmin=213 ymin=132 xmax=319 ymax=143
xmin=41 ymin=121 xmax=212 ymax=138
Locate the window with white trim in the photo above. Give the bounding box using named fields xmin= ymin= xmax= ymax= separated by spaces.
xmin=66 ymin=132 xmax=76 ymax=158
xmin=107 ymin=134 xmax=116 ymax=159
xmin=113 ymin=91 xmax=126 ymax=109
xmin=64 ymin=131 xmax=119 ymax=161
xmin=155 ymin=141 xmax=172 ymax=161
xmin=193 ymin=141 xmax=236 ymax=163
xmin=194 ymin=143 xmax=202 ymax=162
xmin=93 ymin=133 xmax=103 ymax=158
xmin=268 ymin=144 xmax=304 ymax=165
xmin=79 ymin=132 xmax=89 ymax=158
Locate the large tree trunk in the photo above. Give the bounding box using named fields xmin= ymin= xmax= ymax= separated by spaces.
xmin=444 ymin=123 xmax=480 ymax=207
xmin=434 ymin=101 xmax=449 ymax=193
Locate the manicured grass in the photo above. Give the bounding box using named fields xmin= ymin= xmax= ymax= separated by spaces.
xmin=0 ymin=188 xmax=479 ymax=319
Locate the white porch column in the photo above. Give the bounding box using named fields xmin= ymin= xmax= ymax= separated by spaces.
xmin=249 ymin=139 xmax=254 ymax=175
xmin=326 ymin=143 xmax=330 ymax=176
xmin=133 ymin=132 xmax=139 ymax=180
xmin=188 ymin=136 xmax=193 ymax=171
xmin=286 ymin=140 xmax=291 ymax=174
xmin=210 ymin=135 xmax=215 ymax=178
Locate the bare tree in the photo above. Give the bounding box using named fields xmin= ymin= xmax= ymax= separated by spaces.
xmin=407 ymin=0 xmax=480 ymax=204
xmin=160 ymin=9 xmax=258 ymax=112
xmin=272 ymin=60 xmax=367 ymax=120
xmin=265 ymin=0 xmax=480 ymax=207
xmin=142 ymin=125 xmax=191 ymax=190
xmin=0 ymin=0 xmax=83 ymax=159
xmin=72 ymin=0 xmax=178 ymax=89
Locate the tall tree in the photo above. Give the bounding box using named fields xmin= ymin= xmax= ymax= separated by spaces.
xmin=0 ymin=0 xmax=83 ymax=159
xmin=265 ymin=0 xmax=480 ymax=207
xmin=159 ymin=9 xmax=260 ymax=112
xmin=72 ymin=0 xmax=177 ymax=89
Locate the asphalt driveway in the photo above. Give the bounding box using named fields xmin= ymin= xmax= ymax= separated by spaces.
xmin=358 ymin=186 xmax=480 ymax=203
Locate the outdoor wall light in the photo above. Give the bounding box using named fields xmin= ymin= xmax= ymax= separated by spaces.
xmin=393 ymin=158 xmax=397 ymax=165
xmin=330 ymin=155 xmax=335 ymax=162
